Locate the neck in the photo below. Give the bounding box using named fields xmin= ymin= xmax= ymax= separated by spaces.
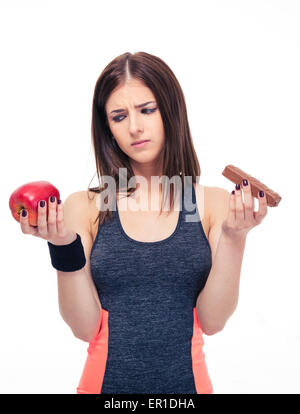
xmin=130 ymin=156 xmax=164 ymax=197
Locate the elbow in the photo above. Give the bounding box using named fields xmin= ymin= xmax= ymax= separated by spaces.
xmin=72 ymin=323 xmax=101 ymax=343
xmin=72 ymin=324 xmax=101 ymax=342
xmin=74 ymin=332 xmax=93 ymax=343
xmin=59 ymin=309 xmax=101 ymax=343
xmin=202 ymin=322 xmax=226 ymax=336
xmin=72 ymin=328 xmax=95 ymax=343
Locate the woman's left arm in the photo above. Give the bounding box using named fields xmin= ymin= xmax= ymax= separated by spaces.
xmin=196 ymin=180 xmax=268 ymax=335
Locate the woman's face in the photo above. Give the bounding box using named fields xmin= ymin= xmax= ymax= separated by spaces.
xmin=105 ymin=79 xmax=165 ymax=169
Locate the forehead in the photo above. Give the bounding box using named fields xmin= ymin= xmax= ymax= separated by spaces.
xmin=106 ymin=80 xmax=155 ymax=110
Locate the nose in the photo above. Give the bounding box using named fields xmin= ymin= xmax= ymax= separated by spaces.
xmin=128 ymin=113 xmax=144 ymax=136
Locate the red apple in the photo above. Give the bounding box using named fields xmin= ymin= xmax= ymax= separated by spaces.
xmin=9 ymin=181 xmax=60 ymax=227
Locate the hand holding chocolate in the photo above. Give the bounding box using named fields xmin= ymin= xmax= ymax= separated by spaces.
xmin=222 ymin=165 xmax=282 ymax=207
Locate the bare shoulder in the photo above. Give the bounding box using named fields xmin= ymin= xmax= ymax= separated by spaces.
xmin=63 ymin=191 xmax=91 ymax=227
xmin=65 ymin=190 xmax=92 ymax=212
xmin=65 ymin=190 xmax=89 ymax=203
xmin=200 ymin=186 xmax=230 ymax=261
xmin=64 ymin=189 xmax=103 ymax=242
xmin=85 ymin=190 xmax=101 ymax=237
xmin=192 ymin=182 xmax=210 ymax=223
xmin=192 ymin=184 xmax=231 ymax=233
xmin=62 ymin=190 xmax=98 ymax=237
xmin=205 ymin=186 xmax=231 ymax=227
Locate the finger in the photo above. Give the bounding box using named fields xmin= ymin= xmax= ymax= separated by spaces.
xmin=47 ymin=196 xmax=57 ymax=237
xmin=56 ymin=199 xmax=65 ymax=235
xmin=227 ymin=190 xmax=236 ymax=226
xmin=254 ymin=190 xmax=268 ymax=224
xmin=19 ymin=209 xmax=38 ymax=236
xmin=37 ymin=200 xmax=48 ymax=237
xmin=241 ymin=179 xmax=254 ymax=223
xmin=234 ymin=183 xmax=244 ymax=224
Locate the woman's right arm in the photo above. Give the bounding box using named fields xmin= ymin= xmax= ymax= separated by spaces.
xmin=20 ymin=191 xmax=102 ymax=343
xmin=56 ymin=192 xmax=102 ymax=342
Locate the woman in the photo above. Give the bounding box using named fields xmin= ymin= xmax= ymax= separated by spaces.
xmin=20 ymin=51 xmax=268 ymax=394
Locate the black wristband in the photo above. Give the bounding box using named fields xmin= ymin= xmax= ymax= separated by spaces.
xmin=47 ymin=233 xmax=86 ymax=272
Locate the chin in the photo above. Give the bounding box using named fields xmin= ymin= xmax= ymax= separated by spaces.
xmin=132 ymin=155 xmax=156 ymax=164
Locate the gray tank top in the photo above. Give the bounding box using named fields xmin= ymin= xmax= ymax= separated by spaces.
xmin=87 ymin=181 xmax=212 ymax=393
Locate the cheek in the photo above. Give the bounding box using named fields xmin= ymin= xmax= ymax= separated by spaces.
xmin=158 ymin=116 xmax=165 ymax=138
xmin=158 ymin=125 xmax=165 ymax=147
xmin=158 ymin=134 xmax=165 ymax=148
xmin=153 ymin=116 xmax=165 ymax=141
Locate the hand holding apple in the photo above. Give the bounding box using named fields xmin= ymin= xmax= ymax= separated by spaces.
xmin=9 ymin=181 xmax=60 ymax=227
xmin=9 ymin=181 xmax=77 ymax=246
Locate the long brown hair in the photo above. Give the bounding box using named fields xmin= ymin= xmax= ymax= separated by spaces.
xmin=87 ymin=51 xmax=201 ymax=226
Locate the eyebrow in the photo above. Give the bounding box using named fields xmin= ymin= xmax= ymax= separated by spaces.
xmin=109 ymin=101 xmax=156 ymax=115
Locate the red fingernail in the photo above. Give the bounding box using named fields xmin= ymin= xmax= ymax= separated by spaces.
xmin=232 ymin=190 xmax=235 ymax=195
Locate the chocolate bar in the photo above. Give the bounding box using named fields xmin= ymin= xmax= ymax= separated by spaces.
xmin=222 ymin=164 xmax=282 ymax=207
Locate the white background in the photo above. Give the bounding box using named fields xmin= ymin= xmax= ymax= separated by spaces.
xmin=1 ymin=0 xmax=299 ymax=394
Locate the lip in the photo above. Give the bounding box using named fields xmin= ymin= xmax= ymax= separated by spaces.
xmin=131 ymin=140 xmax=150 ymax=147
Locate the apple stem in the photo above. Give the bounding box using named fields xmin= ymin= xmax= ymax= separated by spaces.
xmin=17 ymin=207 xmax=25 ymax=216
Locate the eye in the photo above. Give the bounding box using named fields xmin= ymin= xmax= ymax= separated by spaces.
xmin=112 ymin=108 xmax=157 ymax=123
xmin=143 ymin=108 xmax=157 ymax=115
